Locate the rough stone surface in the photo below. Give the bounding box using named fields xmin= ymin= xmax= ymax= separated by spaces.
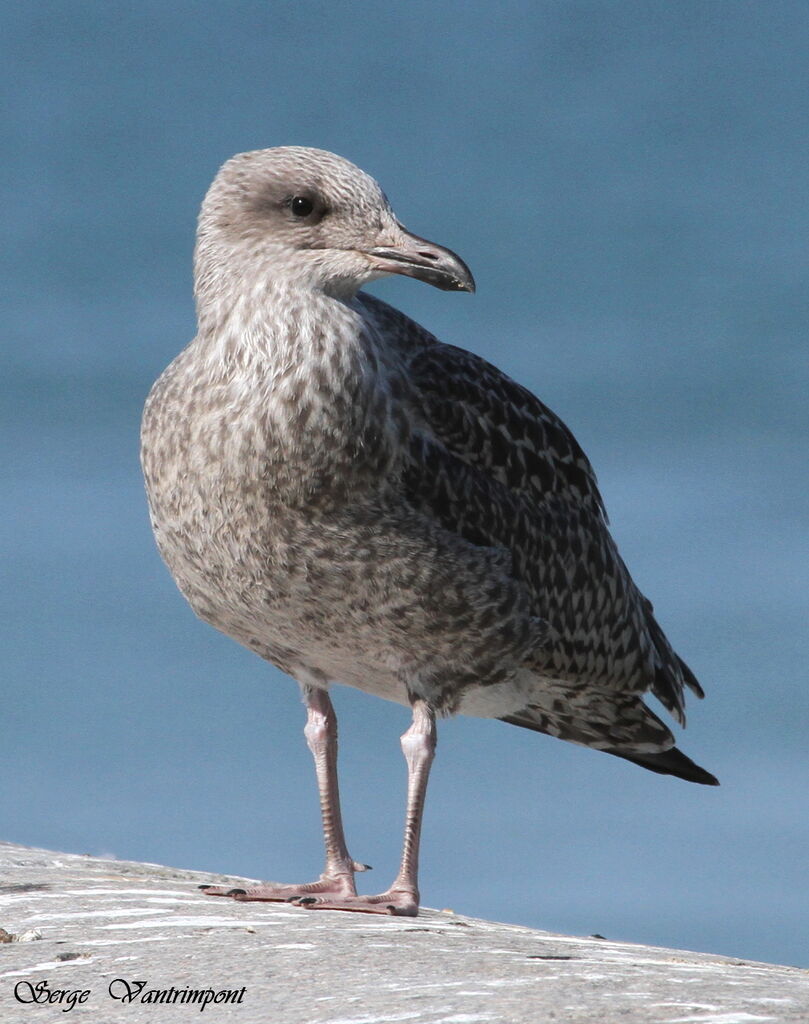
xmin=0 ymin=841 xmax=806 ymax=1023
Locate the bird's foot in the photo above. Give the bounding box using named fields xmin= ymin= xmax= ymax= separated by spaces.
xmin=289 ymin=887 xmax=419 ymax=917
xmin=199 ymin=865 xmax=368 ymax=903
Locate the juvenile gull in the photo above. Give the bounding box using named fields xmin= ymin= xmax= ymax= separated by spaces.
xmin=141 ymin=146 xmax=717 ymax=917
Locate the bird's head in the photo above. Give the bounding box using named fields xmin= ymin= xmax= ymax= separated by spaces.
xmin=194 ymin=146 xmax=475 ymax=308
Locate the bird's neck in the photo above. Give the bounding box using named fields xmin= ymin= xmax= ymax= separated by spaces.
xmin=194 ymin=276 xmax=367 ymax=380
xmin=193 ymin=233 xmax=362 ymax=336
xmin=187 ymin=277 xmax=404 ymax=502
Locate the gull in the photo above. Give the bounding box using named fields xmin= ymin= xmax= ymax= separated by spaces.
xmin=141 ymin=146 xmax=717 ymax=917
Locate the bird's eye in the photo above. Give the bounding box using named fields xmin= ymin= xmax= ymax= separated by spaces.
xmin=291 ymin=196 xmax=314 ymax=217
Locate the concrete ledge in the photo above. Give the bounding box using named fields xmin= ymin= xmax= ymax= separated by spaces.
xmin=0 ymin=841 xmax=806 ymax=1023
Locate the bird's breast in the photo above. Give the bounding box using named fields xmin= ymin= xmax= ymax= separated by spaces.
xmin=140 ymin=316 xmax=409 ymax=646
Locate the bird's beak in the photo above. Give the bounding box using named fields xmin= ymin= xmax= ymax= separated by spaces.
xmin=365 ymin=223 xmax=475 ymax=293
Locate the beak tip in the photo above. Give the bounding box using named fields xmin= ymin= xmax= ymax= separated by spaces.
xmin=367 ymin=231 xmax=476 ymax=294
xmin=449 ymin=260 xmax=475 ymax=294
xmin=449 ymin=272 xmax=475 ymax=294
xmin=436 ymin=262 xmax=475 ymax=294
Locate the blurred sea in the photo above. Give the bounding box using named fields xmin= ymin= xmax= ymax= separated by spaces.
xmin=2 ymin=2 xmax=807 ymax=967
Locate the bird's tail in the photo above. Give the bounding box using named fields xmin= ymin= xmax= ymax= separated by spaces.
xmin=499 ymin=687 xmax=719 ymax=786
xmin=608 ymin=745 xmax=719 ymax=785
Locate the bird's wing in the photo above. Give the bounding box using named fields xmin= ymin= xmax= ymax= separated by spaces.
xmin=359 ymin=293 xmax=701 ymax=727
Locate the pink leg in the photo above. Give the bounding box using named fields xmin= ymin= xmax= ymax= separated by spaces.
xmin=292 ymin=699 xmax=437 ymax=916
xmin=201 ymin=685 xmax=368 ymax=902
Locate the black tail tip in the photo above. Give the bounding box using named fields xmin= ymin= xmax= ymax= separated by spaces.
xmin=684 ymin=765 xmax=720 ymax=787
xmin=612 ymin=746 xmax=719 ymax=786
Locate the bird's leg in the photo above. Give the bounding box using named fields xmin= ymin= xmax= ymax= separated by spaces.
xmin=302 ymin=685 xmax=368 ymax=888
xmin=290 ymin=698 xmax=437 ymax=916
xmin=200 ymin=685 xmax=367 ymax=902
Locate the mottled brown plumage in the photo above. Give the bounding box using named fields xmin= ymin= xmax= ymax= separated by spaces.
xmin=141 ymin=147 xmax=716 ymax=917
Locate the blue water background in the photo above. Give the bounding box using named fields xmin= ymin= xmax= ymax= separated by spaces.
xmin=2 ymin=2 xmax=807 ymax=967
